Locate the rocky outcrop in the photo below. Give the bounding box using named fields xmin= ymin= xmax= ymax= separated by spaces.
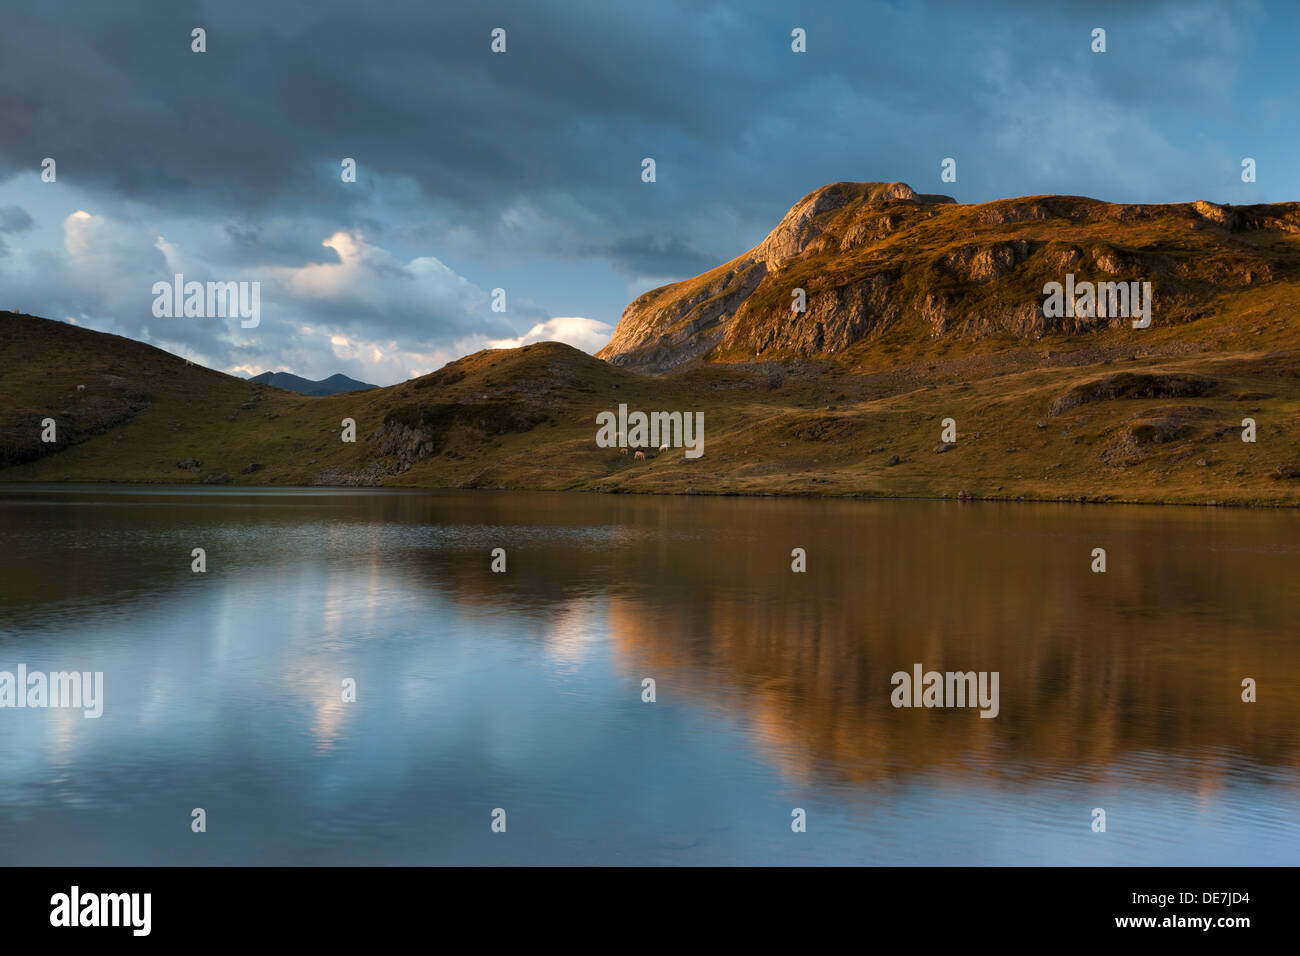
xmin=1048 ymin=373 xmax=1218 ymax=417
xmin=1190 ymin=200 xmax=1237 ymax=229
xmin=603 ymin=260 xmax=767 ymax=372
xmin=598 ymin=182 xmax=955 ymax=371
xmin=370 ymin=418 xmax=436 ymax=470
xmin=354 ymin=401 xmax=549 ymax=480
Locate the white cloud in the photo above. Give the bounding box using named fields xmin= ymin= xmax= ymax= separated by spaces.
xmin=485 ymin=316 xmax=614 ymax=354
xmin=2 ymin=206 xmax=579 ymax=385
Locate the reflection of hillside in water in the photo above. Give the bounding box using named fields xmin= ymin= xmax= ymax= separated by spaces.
xmin=579 ymin=500 xmax=1300 ymax=790
xmin=4 ymin=487 xmax=1298 ymax=792
xmin=396 ymin=492 xmax=1300 ymax=790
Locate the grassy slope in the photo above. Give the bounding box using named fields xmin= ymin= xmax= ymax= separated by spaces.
xmin=3 ymin=303 xmax=1300 ymax=505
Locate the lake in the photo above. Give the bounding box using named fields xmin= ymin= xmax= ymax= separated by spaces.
xmin=1 ymin=484 xmax=1297 ymax=865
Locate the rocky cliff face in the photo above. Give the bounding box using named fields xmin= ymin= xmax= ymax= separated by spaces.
xmin=596 ymin=182 xmax=1300 ymax=372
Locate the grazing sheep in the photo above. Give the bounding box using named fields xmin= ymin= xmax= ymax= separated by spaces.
xmin=634 ymin=450 xmax=646 ymax=460
xmin=658 ymin=444 xmax=669 ymax=452
xmin=76 ymin=384 xmax=85 ymax=392
xmin=619 ymin=447 xmax=629 ymax=456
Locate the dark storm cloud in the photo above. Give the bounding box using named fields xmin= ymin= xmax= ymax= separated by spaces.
xmin=6 ymin=1 xmax=1278 ymax=252
xmin=4 ymin=0 xmax=1259 ymax=265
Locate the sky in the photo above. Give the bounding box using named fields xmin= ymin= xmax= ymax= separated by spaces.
xmin=1 ymin=0 xmax=1296 ymax=386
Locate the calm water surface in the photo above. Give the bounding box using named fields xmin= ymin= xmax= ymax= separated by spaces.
xmin=0 ymin=484 xmax=1297 ymax=865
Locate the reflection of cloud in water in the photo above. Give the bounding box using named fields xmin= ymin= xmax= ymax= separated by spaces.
xmin=310 ymin=689 xmax=350 ymax=755
xmin=543 ymin=598 xmax=605 ymax=670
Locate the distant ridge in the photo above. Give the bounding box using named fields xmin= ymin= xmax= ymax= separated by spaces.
xmin=248 ymin=370 xmax=378 ymax=396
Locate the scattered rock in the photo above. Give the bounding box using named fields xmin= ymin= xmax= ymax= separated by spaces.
xmin=177 ymin=458 xmax=201 ymax=472
xmin=240 ymin=462 xmax=262 ymax=474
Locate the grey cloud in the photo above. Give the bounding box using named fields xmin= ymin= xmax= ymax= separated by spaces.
xmin=599 ymin=234 xmax=719 ymax=278
xmin=0 ymin=205 xmax=33 ymax=233
xmin=212 ymin=221 xmax=345 ymax=268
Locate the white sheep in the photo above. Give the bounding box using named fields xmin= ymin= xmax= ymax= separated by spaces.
xmin=658 ymin=444 xmax=669 ymax=452
xmin=634 ymin=450 xmax=646 ymax=460
xmin=76 ymin=384 xmax=85 ymax=392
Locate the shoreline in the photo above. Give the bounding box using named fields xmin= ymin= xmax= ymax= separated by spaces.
xmin=4 ymin=477 xmax=1298 ymax=510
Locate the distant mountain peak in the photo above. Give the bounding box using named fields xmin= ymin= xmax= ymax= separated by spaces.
xmin=248 ymin=370 xmax=378 ymax=396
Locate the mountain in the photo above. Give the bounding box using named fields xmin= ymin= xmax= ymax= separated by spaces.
xmin=5 ymin=176 xmax=1300 ymax=508
xmin=248 ymin=370 xmax=377 ymax=395
xmin=598 ymin=181 xmax=1300 ymax=372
